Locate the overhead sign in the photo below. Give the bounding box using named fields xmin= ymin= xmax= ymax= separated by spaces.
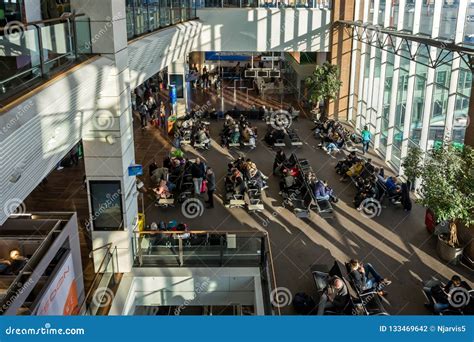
xmin=128 ymin=164 xmax=143 ymax=176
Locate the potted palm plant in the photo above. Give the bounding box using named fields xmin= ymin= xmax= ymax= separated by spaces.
xmin=417 ymin=143 xmax=474 ymax=264
xmin=305 ymin=62 xmax=342 ymax=119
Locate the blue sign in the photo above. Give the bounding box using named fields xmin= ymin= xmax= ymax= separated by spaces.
xmin=169 ymin=85 xmax=177 ymax=105
xmin=205 ymin=51 xmax=251 ymax=61
xmin=128 ymin=164 xmax=143 ymax=176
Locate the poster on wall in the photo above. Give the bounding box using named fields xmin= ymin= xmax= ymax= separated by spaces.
xmin=34 ymin=253 xmax=79 ymax=316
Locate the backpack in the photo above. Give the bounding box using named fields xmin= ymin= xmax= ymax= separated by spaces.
xmin=292 ymin=292 xmax=316 ymax=315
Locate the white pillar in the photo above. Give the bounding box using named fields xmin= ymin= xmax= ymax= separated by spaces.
xmin=443 ymin=1 xmax=468 ymax=141
xmin=72 ymin=0 xmax=137 ymax=273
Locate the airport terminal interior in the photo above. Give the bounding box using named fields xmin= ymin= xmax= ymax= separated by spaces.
xmin=0 ymin=0 xmax=473 ymax=316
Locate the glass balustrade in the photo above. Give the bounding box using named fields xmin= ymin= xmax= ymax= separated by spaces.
xmin=0 ymin=14 xmax=92 ymax=105
xmin=126 ymin=0 xmax=198 ymax=40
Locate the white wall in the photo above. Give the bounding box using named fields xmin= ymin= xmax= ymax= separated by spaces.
xmin=195 ymin=8 xmax=331 ymax=52
xmin=109 ymin=267 xmax=265 ymax=315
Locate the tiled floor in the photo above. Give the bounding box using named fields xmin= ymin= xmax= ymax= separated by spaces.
xmin=23 ymin=86 xmax=473 ymax=315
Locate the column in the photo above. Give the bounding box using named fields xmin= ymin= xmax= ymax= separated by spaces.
xmin=168 ymin=57 xmax=189 ymax=118
xmin=71 ymin=0 xmax=137 ymax=273
xmin=328 ymin=0 xmax=357 ymax=120
xmin=465 ymin=76 xmax=474 ymax=147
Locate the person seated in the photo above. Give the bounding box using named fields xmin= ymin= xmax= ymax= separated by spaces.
xmin=323 ymin=135 xmax=345 ymax=155
xmin=230 ymin=125 xmax=241 ymax=144
xmin=354 ymin=179 xmax=377 ymax=209
xmin=348 ymin=259 xmax=391 ymax=295
xmin=248 ymin=166 xmax=268 ymax=191
xmin=385 ymin=176 xmax=401 ymax=196
xmin=340 ymin=160 xmax=364 ymax=181
xmin=317 ymin=276 xmax=350 ymax=315
xmin=195 ymin=127 xmax=210 ymax=149
xmin=230 ymin=168 xmax=247 ymax=195
xmin=3 ymin=250 xmax=28 ymax=275
xmin=279 ymin=168 xmax=297 ymax=194
xmin=424 ymin=275 xmax=472 ymax=314
xmin=312 ymin=179 xmax=335 ymax=202
xmin=153 ymin=179 xmax=172 ymax=199
xmin=241 ymin=125 xmax=256 ymax=149
xmin=335 ymin=151 xmax=358 ymax=175
xmin=242 ymin=159 xmax=268 ymax=181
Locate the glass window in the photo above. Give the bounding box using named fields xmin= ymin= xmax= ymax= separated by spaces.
xmin=378 ymin=0 xmax=386 ymax=26
xmin=452 ymin=94 xmax=469 ymax=144
xmin=409 ymin=58 xmax=428 ymax=144
xmin=368 ymin=0 xmax=375 ymax=23
xmin=403 ymin=0 xmax=416 ymax=32
xmin=379 ymin=118 xmax=389 ymax=155
xmin=419 ymin=0 xmax=435 ymax=36
xmin=439 ymin=2 xmax=458 ymax=39
xmin=465 ymin=5 xmax=474 ymax=44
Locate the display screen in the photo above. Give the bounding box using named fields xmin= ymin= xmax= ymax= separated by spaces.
xmin=169 ymin=74 xmax=184 ymax=98
xmin=89 ymin=180 xmax=123 ymax=231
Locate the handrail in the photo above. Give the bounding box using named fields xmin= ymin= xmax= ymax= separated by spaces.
xmin=135 ymin=229 xmax=267 ymax=235
xmin=79 ymin=243 xmax=116 ymax=315
xmin=0 ymin=219 xmax=64 ymax=314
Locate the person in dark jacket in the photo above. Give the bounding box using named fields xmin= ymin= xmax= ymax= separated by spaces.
xmin=191 ymin=158 xmax=206 ymax=195
xmin=348 ymin=259 xmax=391 ymax=295
xmin=206 ymin=168 xmax=216 ymax=208
xmin=424 ymin=275 xmax=472 ymax=313
xmin=317 ymin=276 xmax=350 ymax=315
xmin=273 ymin=149 xmax=287 ymax=175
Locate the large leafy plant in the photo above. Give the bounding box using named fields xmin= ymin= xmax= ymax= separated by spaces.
xmin=401 ymin=146 xmax=423 ymax=184
xmin=417 ymin=143 xmax=474 ymax=247
xmin=305 ymin=62 xmax=342 ymax=107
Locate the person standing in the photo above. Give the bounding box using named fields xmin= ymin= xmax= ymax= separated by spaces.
xmin=139 ymin=102 xmax=149 ymax=129
xmin=206 ymin=167 xmax=216 ymax=208
xmin=191 ymin=158 xmax=206 ymax=196
xmin=361 ymin=125 xmax=371 ymax=155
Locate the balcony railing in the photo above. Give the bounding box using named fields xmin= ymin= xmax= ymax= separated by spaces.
xmin=0 ymin=13 xmax=92 ymax=107
xmin=126 ymin=0 xmax=198 ymax=40
xmin=132 ymin=230 xmax=279 ymax=314
xmin=197 ymin=0 xmax=332 ymax=8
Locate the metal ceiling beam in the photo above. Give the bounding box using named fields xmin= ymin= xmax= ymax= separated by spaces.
xmin=337 ymin=20 xmax=474 ymax=72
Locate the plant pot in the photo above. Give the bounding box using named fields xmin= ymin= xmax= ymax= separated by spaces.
xmin=436 ymin=234 xmax=464 ymax=264
xmin=425 ymin=208 xmax=436 ymax=234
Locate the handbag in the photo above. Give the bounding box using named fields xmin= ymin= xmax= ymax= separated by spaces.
xmin=201 ymin=180 xmax=208 ymax=193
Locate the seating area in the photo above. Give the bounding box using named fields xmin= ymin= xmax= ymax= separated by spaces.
xmin=309 ymin=260 xmax=389 ymax=316
xmin=224 ymin=158 xmax=267 ymax=212
xmin=276 ymin=153 xmax=335 ymax=219
xmin=149 ymin=150 xmax=211 ymax=208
